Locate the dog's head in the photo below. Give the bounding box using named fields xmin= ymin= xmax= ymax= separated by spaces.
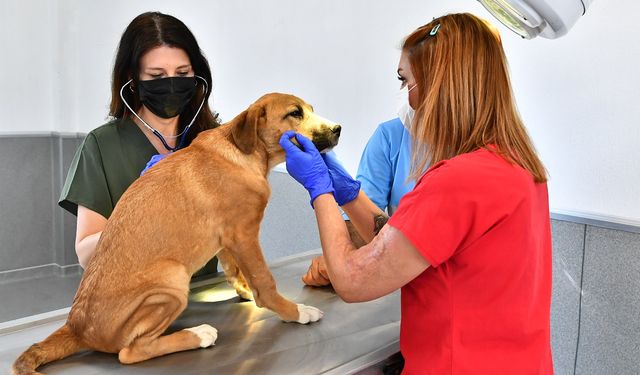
xmin=228 ymin=93 xmax=341 ymax=164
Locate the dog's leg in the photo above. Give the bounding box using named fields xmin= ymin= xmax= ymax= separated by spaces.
xmin=118 ymin=325 xmax=217 ymax=364
xmin=217 ymin=248 xmax=254 ymax=300
xmin=231 ymin=237 xmax=323 ymax=324
xmin=117 ymin=260 xmax=218 ymax=364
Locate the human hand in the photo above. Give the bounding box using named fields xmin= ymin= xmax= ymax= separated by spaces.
xmin=279 ymin=131 xmax=334 ymax=206
xmin=322 ymin=151 xmax=361 ymax=206
xmin=302 ymin=255 xmax=331 ymax=286
xmin=140 ymin=153 xmax=169 ymax=176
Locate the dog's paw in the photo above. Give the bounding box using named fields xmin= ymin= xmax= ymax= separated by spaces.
xmin=293 ymin=304 xmax=323 ymax=324
xmin=235 ymin=286 xmax=254 ymax=301
xmin=185 ymin=324 xmax=218 ymax=348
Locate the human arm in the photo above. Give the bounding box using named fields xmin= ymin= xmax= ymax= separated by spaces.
xmin=302 ymin=255 xmax=330 ymax=286
xmin=313 ymin=194 xmax=429 ymax=302
xmin=300 ymin=126 xmax=397 ymax=286
xmin=320 ymin=151 xmax=387 ymax=243
xmin=301 ymin=221 xmax=366 ymax=286
xmin=303 ymin=220 xmax=365 ymax=286
xmin=283 ymin=132 xmax=401 ymax=288
xmin=59 ymin=132 xmax=113 ymax=269
xmin=75 ymin=205 xmax=107 ymax=268
xmin=340 ymin=191 xmax=388 ymax=244
xmin=140 ymin=153 xmax=169 ymax=176
xmin=280 ymin=132 xmax=429 ymax=299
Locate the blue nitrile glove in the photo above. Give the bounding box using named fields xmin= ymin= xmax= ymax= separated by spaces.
xmin=322 ymin=151 xmax=361 ymax=206
xmin=279 ymin=131 xmax=335 ymax=207
xmin=140 ymin=153 xmax=169 ymax=176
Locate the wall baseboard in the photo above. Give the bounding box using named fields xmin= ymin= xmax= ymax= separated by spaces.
xmin=550 ymin=210 xmax=640 ymax=234
xmin=0 ymin=131 xmax=84 ymax=138
xmin=0 ymin=263 xmax=82 ymax=284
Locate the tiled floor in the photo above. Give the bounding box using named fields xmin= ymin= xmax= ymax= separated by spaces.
xmin=0 ymin=274 xmax=81 ymax=323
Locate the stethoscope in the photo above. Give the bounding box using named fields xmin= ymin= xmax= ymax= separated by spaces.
xmin=119 ymin=75 xmax=209 ymax=152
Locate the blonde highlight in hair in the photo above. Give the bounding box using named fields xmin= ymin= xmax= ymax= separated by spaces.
xmin=404 ymin=13 xmax=547 ymax=183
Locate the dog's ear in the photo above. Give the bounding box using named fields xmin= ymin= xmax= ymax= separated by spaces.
xmin=230 ymin=104 xmax=265 ymax=154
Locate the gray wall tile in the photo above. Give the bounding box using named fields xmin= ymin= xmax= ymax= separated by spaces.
xmin=550 ymin=220 xmax=585 ymax=375
xmin=51 ymin=136 xmax=64 ymax=266
xmin=260 ymin=171 xmax=321 ymax=261
xmin=0 ymin=137 xmax=54 ymax=271
xmin=576 ymin=226 xmax=640 ymax=375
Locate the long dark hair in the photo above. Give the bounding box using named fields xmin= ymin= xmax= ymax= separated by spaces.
xmin=109 ymin=12 xmax=220 ymax=146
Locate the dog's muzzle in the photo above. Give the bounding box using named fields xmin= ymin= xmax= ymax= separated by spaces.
xmin=312 ymin=125 xmax=341 ymax=152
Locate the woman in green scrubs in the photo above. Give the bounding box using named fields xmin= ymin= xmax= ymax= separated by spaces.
xmin=59 ymin=12 xmax=220 ymax=270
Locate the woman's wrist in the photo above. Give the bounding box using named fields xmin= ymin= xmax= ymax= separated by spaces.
xmin=341 ymin=191 xmax=386 ymax=243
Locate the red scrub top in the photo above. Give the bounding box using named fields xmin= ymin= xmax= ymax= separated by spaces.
xmin=388 ymin=147 xmax=553 ymax=375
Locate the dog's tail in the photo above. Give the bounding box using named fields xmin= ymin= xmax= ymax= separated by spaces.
xmin=12 ymin=324 xmax=84 ymax=375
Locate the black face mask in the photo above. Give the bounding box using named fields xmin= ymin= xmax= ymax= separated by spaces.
xmin=137 ymin=76 xmax=197 ymax=119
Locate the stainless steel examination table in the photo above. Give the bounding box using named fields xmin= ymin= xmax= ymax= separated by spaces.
xmin=0 ymin=251 xmax=401 ymax=374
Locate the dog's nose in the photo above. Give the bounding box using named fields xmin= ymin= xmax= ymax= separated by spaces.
xmin=331 ymin=125 xmax=342 ymax=136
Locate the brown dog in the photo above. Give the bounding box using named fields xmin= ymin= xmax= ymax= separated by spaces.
xmin=12 ymin=93 xmax=340 ymax=374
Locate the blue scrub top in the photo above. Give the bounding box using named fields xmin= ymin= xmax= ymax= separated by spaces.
xmin=356 ymin=118 xmax=415 ymax=215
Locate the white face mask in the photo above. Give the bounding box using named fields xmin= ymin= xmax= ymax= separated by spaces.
xmin=397 ymin=84 xmax=417 ymax=130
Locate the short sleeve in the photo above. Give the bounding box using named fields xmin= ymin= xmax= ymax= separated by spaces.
xmin=58 ymin=133 xmax=113 ymax=218
xmin=387 ymin=160 xmax=507 ymax=267
xmin=357 ymin=125 xmax=394 ymax=212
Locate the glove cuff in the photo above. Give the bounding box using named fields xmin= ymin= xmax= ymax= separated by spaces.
xmin=335 ymin=180 xmax=361 ymax=206
xmin=309 ymin=181 xmax=336 ymax=208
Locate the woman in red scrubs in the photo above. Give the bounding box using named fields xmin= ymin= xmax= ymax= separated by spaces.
xmin=280 ymin=13 xmax=553 ymax=375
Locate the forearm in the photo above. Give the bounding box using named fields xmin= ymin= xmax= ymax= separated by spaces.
xmin=313 ymin=194 xmax=359 ymax=295
xmin=341 ymin=191 xmax=388 ymax=244
xmin=314 ymin=194 xmax=402 ymax=302
xmin=75 ymin=231 xmax=102 ymax=269
xmin=345 ymin=220 xmax=367 ymax=248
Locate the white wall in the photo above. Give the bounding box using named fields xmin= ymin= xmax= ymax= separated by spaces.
xmin=1 ymin=0 xmax=57 ymax=132
xmin=505 ymin=0 xmax=640 ymax=225
xmin=2 ymin=0 xmax=639 ymax=223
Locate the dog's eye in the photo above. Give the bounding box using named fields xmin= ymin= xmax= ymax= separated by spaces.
xmin=287 ymin=109 xmax=304 ymax=119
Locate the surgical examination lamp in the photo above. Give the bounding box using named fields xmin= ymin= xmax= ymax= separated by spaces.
xmin=477 ymin=0 xmax=593 ymax=39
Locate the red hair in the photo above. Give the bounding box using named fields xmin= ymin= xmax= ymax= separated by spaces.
xmin=404 ymin=13 xmax=547 ymax=183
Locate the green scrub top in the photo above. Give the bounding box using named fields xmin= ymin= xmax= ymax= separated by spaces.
xmin=59 ymin=118 xmax=218 ymax=275
xmin=59 ymin=118 xmax=156 ymax=218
